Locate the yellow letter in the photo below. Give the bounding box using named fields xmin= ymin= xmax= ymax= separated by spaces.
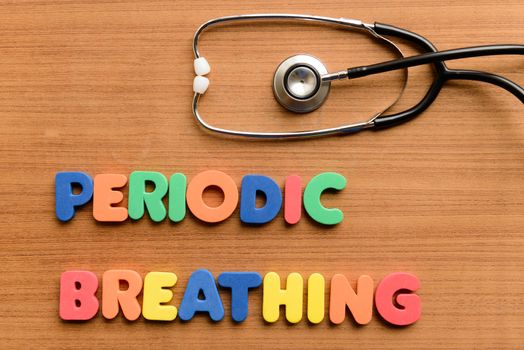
xmin=263 ymin=272 xmax=303 ymax=323
xmin=142 ymin=272 xmax=178 ymax=321
xmin=307 ymin=273 xmax=325 ymax=324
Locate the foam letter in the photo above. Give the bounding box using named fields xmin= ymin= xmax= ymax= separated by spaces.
xmin=240 ymin=175 xmax=282 ymax=224
xmin=55 ymin=172 xmax=93 ymax=221
xmin=284 ymin=175 xmax=302 ymax=224
xmin=186 ymin=170 xmax=238 ymax=223
xmin=93 ymin=174 xmax=128 ymax=222
xmin=375 ymin=272 xmax=421 ymax=326
xmin=218 ymin=272 xmax=262 ymax=322
xmin=102 ymin=270 xmax=143 ymax=321
xmin=329 ymin=274 xmax=374 ymax=325
xmin=307 ymin=273 xmax=325 ymax=324
xmin=263 ymin=272 xmax=303 ymax=323
xmin=303 ymin=172 xmax=346 ymax=225
xmin=128 ymin=171 xmax=168 ymax=222
xmin=142 ymin=272 xmax=178 ymax=321
xmin=59 ymin=271 xmax=99 ymax=320
xmin=168 ymin=173 xmax=187 ymax=222
xmin=178 ymin=269 xmax=224 ymax=321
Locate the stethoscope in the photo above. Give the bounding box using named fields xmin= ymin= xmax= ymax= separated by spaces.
xmin=192 ymin=14 xmax=524 ymax=139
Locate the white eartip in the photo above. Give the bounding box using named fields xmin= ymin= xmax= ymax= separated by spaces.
xmin=194 ymin=57 xmax=211 ymax=76
xmin=193 ymin=76 xmax=210 ymax=94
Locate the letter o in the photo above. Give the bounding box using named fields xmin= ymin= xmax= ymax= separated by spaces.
xmin=186 ymin=170 xmax=239 ymax=223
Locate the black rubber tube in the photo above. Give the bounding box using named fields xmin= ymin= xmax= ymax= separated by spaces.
xmin=372 ymin=22 xmax=446 ymax=129
xmin=445 ymin=69 xmax=524 ymax=103
xmin=370 ymin=22 xmax=524 ymax=129
xmin=347 ymin=45 xmax=524 ymax=79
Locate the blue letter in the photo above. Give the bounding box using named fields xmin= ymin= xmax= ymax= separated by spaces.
xmin=240 ymin=175 xmax=282 ymax=224
xmin=55 ymin=172 xmax=93 ymax=221
xmin=178 ymin=269 xmax=224 ymax=321
xmin=218 ymin=272 xmax=262 ymax=322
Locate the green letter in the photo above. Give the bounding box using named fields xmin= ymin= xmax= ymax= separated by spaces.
xmin=303 ymin=172 xmax=346 ymax=225
xmin=168 ymin=173 xmax=187 ymax=222
xmin=128 ymin=171 xmax=168 ymax=222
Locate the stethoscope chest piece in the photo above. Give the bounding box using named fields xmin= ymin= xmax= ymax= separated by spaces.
xmin=273 ymin=54 xmax=331 ymax=113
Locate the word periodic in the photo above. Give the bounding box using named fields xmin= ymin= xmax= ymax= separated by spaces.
xmin=55 ymin=171 xmax=347 ymax=225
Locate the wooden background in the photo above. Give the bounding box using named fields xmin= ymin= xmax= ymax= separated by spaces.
xmin=0 ymin=0 xmax=523 ymax=348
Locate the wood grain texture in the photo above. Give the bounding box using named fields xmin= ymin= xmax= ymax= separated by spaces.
xmin=0 ymin=0 xmax=523 ymax=348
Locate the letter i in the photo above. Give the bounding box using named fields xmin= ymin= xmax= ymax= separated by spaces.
xmin=307 ymin=273 xmax=325 ymax=324
xmin=284 ymin=175 xmax=301 ymax=224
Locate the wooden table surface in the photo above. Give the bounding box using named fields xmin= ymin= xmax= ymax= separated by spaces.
xmin=0 ymin=0 xmax=523 ymax=348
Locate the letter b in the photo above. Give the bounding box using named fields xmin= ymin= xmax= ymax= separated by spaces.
xmin=59 ymin=271 xmax=99 ymax=320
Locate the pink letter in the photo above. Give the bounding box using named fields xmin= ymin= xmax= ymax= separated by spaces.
xmin=284 ymin=175 xmax=302 ymax=224
xmin=375 ymin=272 xmax=421 ymax=326
xmin=59 ymin=271 xmax=99 ymax=320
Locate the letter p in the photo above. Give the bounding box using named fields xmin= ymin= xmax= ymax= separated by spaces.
xmin=55 ymin=172 xmax=93 ymax=221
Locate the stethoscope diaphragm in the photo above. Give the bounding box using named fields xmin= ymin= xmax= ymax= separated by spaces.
xmin=273 ymin=54 xmax=331 ymax=113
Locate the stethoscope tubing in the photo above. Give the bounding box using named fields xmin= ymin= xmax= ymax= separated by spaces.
xmin=348 ymin=45 xmax=524 ymax=80
xmin=371 ymin=22 xmax=523 ymax=129
xmin=192 ymin=14 xmax=372 ymax=58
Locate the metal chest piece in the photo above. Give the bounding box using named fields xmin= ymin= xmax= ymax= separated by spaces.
xmin=273 ymin=54 xmax=331 ymax=113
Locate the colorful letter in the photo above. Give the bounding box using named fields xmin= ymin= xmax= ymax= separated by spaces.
xmin=142 ymin=272 xmax=178 ymax=321
xmin=186 ymin=170 xmax=238 ymax=223
xmin=263 ymin=272 xmax=303 ymax=323
xmin=375 ymin=272 xmax=421 ymax=326
xmin=102 ymin=270 xmax=143 ymax=321
xmin=303 ymin=172 xmax=346 ymax=225
xmin=59 ymin=271 xmax=99 ymax=320
xmin=93 ymin=174 xmax=128 ymax=222
xmin=128 ymin=171 xmax=168 ymax=222
xmin=329 ymin=274 xmax=374 ymax=325
xmin=168 ymin=173 xmax=187 ymax=222
xmin=55 ymin=172 xmax=93 ymax=221
xmin=217 ymin=272 xmax=262 ymax=322
xmin=307 ymin=273 xmax=325 ymax=324
xmin=178 ymin=269 xmax=224 ymax=321
xmin=240 ymin=175 xmax=282 ymax=224
xmin=284 ymin=175 xmax=302 ymax=224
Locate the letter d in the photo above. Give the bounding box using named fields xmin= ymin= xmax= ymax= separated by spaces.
xmin=240 ymin=175 xmax=282 ymax=224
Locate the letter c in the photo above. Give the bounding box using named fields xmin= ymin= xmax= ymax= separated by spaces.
xmin=303 ymin=172 xmax=346 ymax=225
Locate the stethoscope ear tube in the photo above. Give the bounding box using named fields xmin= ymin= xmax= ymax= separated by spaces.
xmin=371 ymin=22 xmax=524 ymax=129
xmin=371 ymin=22 xmax=447 ymax=129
